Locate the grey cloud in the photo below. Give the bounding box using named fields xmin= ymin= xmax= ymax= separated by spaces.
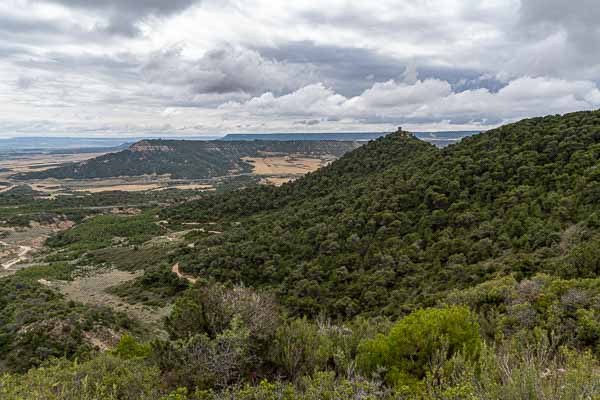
xmin=294 ymin=119 xmax=321 ymax=126
xmin=0 ymin=14 xmax=99 ymax=46
xmin=16 ymin=76 xmax=36 ymax=89
xmin=299 ymin=6 xmax=461 ymax=47
xmin=142 ymin=45 xmax=315 ymax=96
xmin=15 ymin=51 xmax=140 ymax=83
xmin=512 ymin=0 xmax=600 ymax=78
xmin=519 ymin=0 xmax=600 ymax=39
xmin=257 ymin=41 xmax=506 ymax=97
xmin=47 ymin=0 xmax=198 ymax=15
xmin=40 ymin=0 xmax=201 ymax=37
xmin=6 ymin=43 xmax=314 ymax=114
xmin=257 ymin=41 xmax=405 ymax=96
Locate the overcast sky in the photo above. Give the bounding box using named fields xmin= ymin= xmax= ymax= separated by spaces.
xmin=1 ymin=0 xmax=599 ymax=137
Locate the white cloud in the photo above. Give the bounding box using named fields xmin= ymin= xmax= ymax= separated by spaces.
xmin=222 ymin=76 xmax=600 ymax=129
xmin=0 ymin=0 xmax=600 ymax=136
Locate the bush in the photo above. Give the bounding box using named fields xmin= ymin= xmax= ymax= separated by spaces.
xmin=111 ymin=335 xmax=151 ymax=360
xmin=424 ymin=337 xmax=600 ymax=400
xmin=271 ymin=318 xmax=333 ymax=380
xmin=152 ymin=319 xmax=252 ymax=391
xmin=0 ymin=354 xmax=162 ymax=400
xmin=357 ymin=306 xmax=481 ymax=387
xmin=166 ymin=284 xmax=280 ymax=346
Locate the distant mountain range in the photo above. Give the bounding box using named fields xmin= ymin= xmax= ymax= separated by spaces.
xmin=0 ymin=136 xmax=217 ymax=154
xmin=10 ymin=130 xmax=478 ymax=181
xmin=1 ymin=131 xmax=479 ymax=155
xmin=221 ymin=131 xmax=479 ymax=146
xmin=14 ymin=139 xmax=361 ymax=180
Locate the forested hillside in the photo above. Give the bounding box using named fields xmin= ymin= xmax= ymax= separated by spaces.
xmin=15 ymin=139 xmax=360 ymax=180
xmin=167 ymin=111 xmax=600 ymax=317
xmin=3 ymin=111 xmax=600 ymax=399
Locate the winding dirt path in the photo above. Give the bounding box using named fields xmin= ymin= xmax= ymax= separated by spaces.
xmin=172 ymin=263 xmax=197 ymax=284
xmin=0 ymin=240 xmax=33 ymax=270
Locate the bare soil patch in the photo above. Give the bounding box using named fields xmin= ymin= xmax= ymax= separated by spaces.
xmin=58 ymin=269 xmax=171 ymax=327
xmin=242 ymin=155 xmax=327 ymax=175
xmin=75 ymin=183 xmax=163 ymax=193
xmin=172 ymin=262 xmax=197 ymax=284
xmin=0 ymin=152 xmax=107 ymax=173
xmin=165 ymin=183 xmax=214 ymax=191
xmin=259 ymin=177 xmax=294 ymax=186
xmin=0 ymin=221 xmax=73 ymax=273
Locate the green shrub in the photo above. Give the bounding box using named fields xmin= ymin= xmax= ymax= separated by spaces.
xmin=111 ymin=335 xmax=151 ymax=360
xmin=357 ymin=306 xmax=481 ymax=387
xmin=0 ymin=354 xmax=162 ymax=400
xmin=424 ymin=338 xmax=600 ymax=400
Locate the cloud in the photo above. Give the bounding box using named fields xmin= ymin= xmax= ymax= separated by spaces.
xmin=222 ymin=76 xmax=600 ymax=128
xmin=38 ymin=0 xmax=202 ymax=37
xmin=504 ymin=0 xmax=600 ymax=80
xmin=16 ymin=76 xmax=37 ymax=89
xmin=141 ymin=45 xmax=314 ymax=96
xmin=1 ymin=0 xmax=600 ymax=136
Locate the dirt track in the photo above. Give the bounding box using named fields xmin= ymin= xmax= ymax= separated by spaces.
xmin=172 ymin=263 xmax=197 ymax=284
xmin=0 ymin=240 xmax=33 ymax=270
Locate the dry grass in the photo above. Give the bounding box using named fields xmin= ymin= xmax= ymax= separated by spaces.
xmin=74 ymin=183 xmax=163 ymax=193
xmin=58 ymin=269 xmax=171 ymax=327
xmin=154 ymin=183 xmax=214 ymax=191
xmin=259 ymin=177 xmax=294 ymax=186
xmin=0 ymin=152 xmax=107 ymax=173
xmin=243 ymin=155 xmax=326 ymax=175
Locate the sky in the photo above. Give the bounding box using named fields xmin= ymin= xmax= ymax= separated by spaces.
xmin=1 ymin=0 xmax=600 ymax=137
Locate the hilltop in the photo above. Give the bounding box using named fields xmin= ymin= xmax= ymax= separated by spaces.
xmin=166 ymin=110 xmax=600 ymax=316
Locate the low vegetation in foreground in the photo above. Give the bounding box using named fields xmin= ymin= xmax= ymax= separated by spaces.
xmin=1 ymin=111 xmax=600 ymax=399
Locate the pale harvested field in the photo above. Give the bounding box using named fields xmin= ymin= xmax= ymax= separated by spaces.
xmin=0 ymin=152 xmax=107 ymax=173
xmin=170 ymin=183 xmax=214 ymax=190
xmin=28 ymin=182 xmax=63 ymax=193
xmin=243 ymin=155 xmax=326 ymax=175
xmin=259 ymin=177 xmax=294 ymax=186
xmin=153 ymin=183 xmax=214 ymax=191
xmin=75 ymin=183 xmax=163 ymax=193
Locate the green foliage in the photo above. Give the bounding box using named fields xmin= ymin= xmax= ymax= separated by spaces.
xmin=0 ymin=354 xmax=162 ymax=399
xmin=107 ymin=266 xmax=189 ymax=307
xmin=90 ymin=245 xmax=174 ymax=271
xmin=210 ymin=372 xmax=388 ymax=400
xmin=357 ymin=306 xmax=481 ymax=386
xmin=422 ymin=338 xmax=600 ymax=400
xmin=163 ymin=111 xmax=600 ymax=317
xmin=166 ymin=284 xmax=280 ymax=344
xmin=111 ymin=335 xmax=151 ymax=360
xmin=4 ymin=112 xmax=600 ymax=397
xmin=152 ymin=319 xmax=253 ymax=391
xmin=13 ymin=262 xmax=76 ymax=282
xmin=445 ymin=274 xmax=600 ymax=352
xmin=157 ymin=284 xmax=281 ymax=390
xmin=47 ymin=212 xmax=164 ymax=251
xmin=0 ymin=274 xmax=141 ymax=373
xmin=271 ymin=318 xmax=333 ymax=380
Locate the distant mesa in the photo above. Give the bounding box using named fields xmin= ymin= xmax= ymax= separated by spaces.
xmin=13 ymin=139 xmax=360 ymax=181
xmin=129 ymin=140 xmax=174 ymax=153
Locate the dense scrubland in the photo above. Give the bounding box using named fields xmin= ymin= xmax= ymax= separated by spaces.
xmin=2 ymin=111 xmax=600 ymax=399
